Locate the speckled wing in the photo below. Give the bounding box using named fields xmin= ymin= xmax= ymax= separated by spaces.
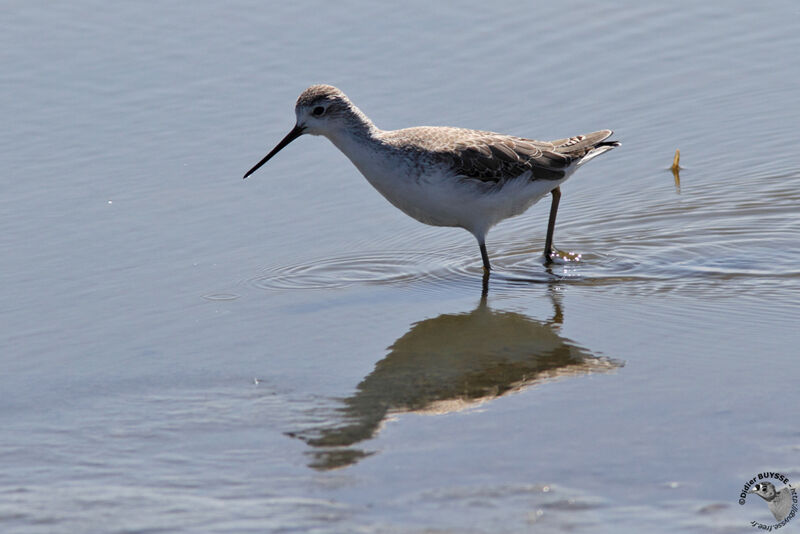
xmin=449 ymin=129 xmax=616 ymax=183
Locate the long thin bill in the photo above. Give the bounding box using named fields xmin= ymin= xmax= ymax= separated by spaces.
xmin=243 ymin=124 xmax=305 ymax=179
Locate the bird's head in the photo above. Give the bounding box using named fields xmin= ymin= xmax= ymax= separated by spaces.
xmin=243 ymin=85 xmax=367 ymax=179
xmin=293 ymin=84 xmax=355 ymax=136
xmin=749 ymin=482 xmax=777 ymax=501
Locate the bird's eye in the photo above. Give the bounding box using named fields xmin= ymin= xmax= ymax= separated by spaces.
xmin=312 ymin=106 xmax=325 ymax=116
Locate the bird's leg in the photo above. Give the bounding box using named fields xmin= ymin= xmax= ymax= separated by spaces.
xmin=544 ymin=186 xmax=561 ymax=263
xmin=479 ymin=242 xmax=491 ymax=273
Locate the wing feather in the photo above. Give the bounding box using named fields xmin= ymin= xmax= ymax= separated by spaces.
xmin=380 ymin=127 xmax=618 ymax=184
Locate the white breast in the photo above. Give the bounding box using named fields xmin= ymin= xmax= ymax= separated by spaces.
xmin=326 ymin=128 xmax=569 ymax=239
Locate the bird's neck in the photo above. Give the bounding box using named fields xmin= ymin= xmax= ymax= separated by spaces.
xmin=321 ymin=109 xmax=414 ymax=201
xmin=324 ymin=107 xmax=384 ymax=162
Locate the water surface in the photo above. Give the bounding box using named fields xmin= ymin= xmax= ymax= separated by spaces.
xmin=2 ymin=1 xmax=799 ymax=532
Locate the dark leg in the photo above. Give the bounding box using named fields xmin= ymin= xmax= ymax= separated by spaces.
xmin=544 ymin=186 xmax=561 ymax=263
xmin=479 ymin=242 xmax=491 ymax=272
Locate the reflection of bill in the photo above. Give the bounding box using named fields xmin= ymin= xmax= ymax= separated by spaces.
xmin=290 ymin=291 xmax=624 ymax=470
xmin=749 ymin=482 xmax=796 ymax=522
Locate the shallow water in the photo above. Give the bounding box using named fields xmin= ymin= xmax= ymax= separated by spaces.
xmin=2 ymin=1 xmax=800 ymax=533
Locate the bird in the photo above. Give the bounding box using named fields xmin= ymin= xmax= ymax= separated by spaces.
xmin=243 ymin=84 xmax=619 ymax=274
xmin=749 ymin=481 xmax=795 ymax=522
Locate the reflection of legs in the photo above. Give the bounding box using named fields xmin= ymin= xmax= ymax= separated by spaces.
xmin=546 ymin=281 xmax=564 ymax=327
xmin=479 ymin=242 xmax=491 ymax=272
xmin=544 ymin=186 xmax=561 ymax=263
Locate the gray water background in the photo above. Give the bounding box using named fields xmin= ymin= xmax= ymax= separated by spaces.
xmin=2 ymin=1 xmax=799 ymax=532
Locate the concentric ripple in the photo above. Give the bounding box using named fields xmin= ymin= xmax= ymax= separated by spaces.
xmin=244 ymin=243 xmax=642 ymax=295
xmin=242 ymin=230 xmax=800 ymax=298
xmin=247 ymin=248 xmax=479 ymax=292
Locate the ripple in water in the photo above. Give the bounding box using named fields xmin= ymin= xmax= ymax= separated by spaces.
xmin=201 ymin=293 xmax=241 ymax=301
xmin=244 ymin=236 xmax=800 ymax=298
xmin=245 ymin=244 xmax=638 ymax=295
xmin=248 ymin=248 xmax=481 ymax=292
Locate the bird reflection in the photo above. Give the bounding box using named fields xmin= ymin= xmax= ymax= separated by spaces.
xmin=290 ymin=289 xmax=623 ymax=470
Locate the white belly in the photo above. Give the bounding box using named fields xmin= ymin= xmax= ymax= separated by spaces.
xmin=360 ymin=162 xmax=564 ymax=238
xmin=328 ymin=130 xmax=568 ymax=239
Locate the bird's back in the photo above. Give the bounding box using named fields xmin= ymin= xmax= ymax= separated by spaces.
xmin=378 ymin=127 xmax=618 ymax=183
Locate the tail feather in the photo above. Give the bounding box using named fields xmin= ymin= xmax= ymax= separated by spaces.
xmin=572 ymin=131 xmax=620 ymax=166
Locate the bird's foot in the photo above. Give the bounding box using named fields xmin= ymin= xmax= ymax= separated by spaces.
xmin=543 ymin=247 xmax=582 ymax=264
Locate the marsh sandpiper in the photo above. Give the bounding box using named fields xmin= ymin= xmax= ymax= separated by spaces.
xmin=244 ymin=85 xmax=619 ymax=274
